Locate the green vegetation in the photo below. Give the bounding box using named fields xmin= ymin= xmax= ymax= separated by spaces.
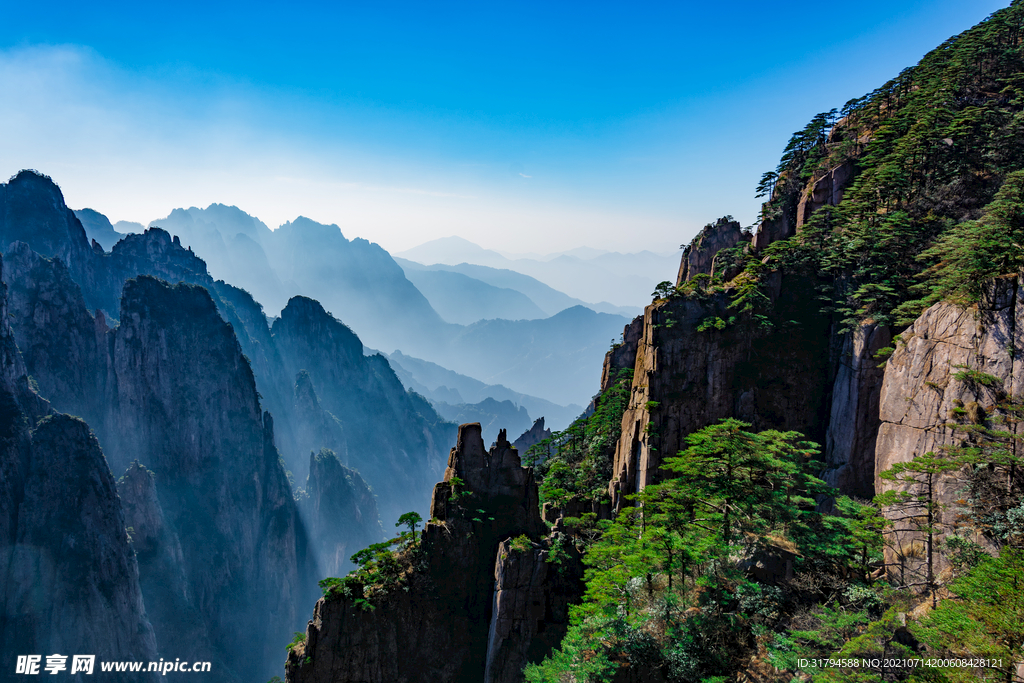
xmin=951 ymin=364 xmax=1003 ymax=388
xmin=523 ymin=368 xmax=633 ymax=510
xmin=729 ymin=3 xmax=1024 ymax=329
xmin=526 ymin=420 xmax=882 ymax=682
xmin=318 ymin=513 xmax=430 ymax=611
xmin=396 ymin=511 xmax=423 ymax=544
xmin=510 ymin=534 xmax=533 ymax=553
xmin=285 ymin=632 xmax=306 ymax=652
xmin=525 ymin=405 xmax=1024 ymax=682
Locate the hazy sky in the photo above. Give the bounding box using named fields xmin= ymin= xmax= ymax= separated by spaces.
xmin=0 ymin=1 xmax=1009 ymax=254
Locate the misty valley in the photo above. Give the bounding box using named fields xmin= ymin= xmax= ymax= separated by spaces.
xmin=7 ymin=3 xmax=1024 ymax=683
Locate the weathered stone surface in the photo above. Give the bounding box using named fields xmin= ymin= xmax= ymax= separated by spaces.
xmin=512 ymin=417 xmax=552 ymax=454
xmin=609 ymin=275 xmax=832 ymax=510
xmin=874 ymin=274 xmax=1023 ymax=577
xmin=795 ymin=161 xmax=855 ymax=231
xmin=2 ymin=414 xmax=158 ymax=680
xmin=601 ymin=315 xmax=643 ymax=391
xmin=822 ymin=322 xmax=892 ymax=500
xmin=103 ymin=276 xmax=313 ymax=682
xmin=675 ymin=217 xmax=750 ymax=286
xmin=483 ymin=536 xmax=582 ymax=683
xmin=286 ymin=424 xmax=564 ymax=683
xmin=431 ymin=427 xmax=545 ymax=537
xmin=302 ymin=448 xmax=383 ymax=577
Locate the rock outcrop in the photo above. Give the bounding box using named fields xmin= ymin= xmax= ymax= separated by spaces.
xmin=0 ymin=251 xmax=157 ymax=678
xmin=794 ymin=161 xmax=854 ymax=231
xmin=74 ymin=207 xmax=125 ymax=251
xmin=102 ymin=276 xmax=314 ymax=682
xmin=289 ymin=371 xmax=346 ymax=467
xmin=483 ymin=537 xmax=582 ymax=683
xmin=513 ymin=417 xmax=552 ymax=454
xmin=116 ymin=461 xmax=198 ymax=668
xmin=2 ymin=241 xmax=109 ymax=426
xmin=272 ymin=295 xmax=454 ymax=524
xmin=0 ymin=170 xmax=212 ymax=317
xmin=608 ymin=275 xmax=833 ymax=510
xmin=601 ymin=315 xmax=643 ymax=391
xmin=286 ymin=424 xmax=576 ymax=683
xmin=675 ymin=217 xmax=750 ymax=286
xmin=874 ymin=274 xmax=1022 ymax=575
xmin=821 ymin=322 xmax=892 ymax=500
xmin=2 ymin=416 xmax=158 ymax=678
xmin=301 ymin=448 xmax=383 ymax=577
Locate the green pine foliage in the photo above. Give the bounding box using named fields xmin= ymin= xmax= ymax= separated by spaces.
xmin=753 ymin=2 xmax=1024 ymax=328
xmin=525 ymin=420 xmax=883 ymax=683
xmin=524 ymin=368 xmax=633 ymax=508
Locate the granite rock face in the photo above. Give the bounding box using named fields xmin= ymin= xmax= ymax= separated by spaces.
xmin=794 ymin=161 xmax=855 ymax=231
xmin=302 ymin=448 xmax=383 ymax=577
xmin=874 ymin=274 xmax=1023 ymax=575
xmin=2 ymin=241 xmax=109 ymax=426
xmin=101 ymin=276 xmax=313 ymax=682
xmin=483 ymin=536 xmax=582 ymax=683
xmin=273 ymin=295 xmax=454 ymax=524
xmin=0 ymin=252 xmax=156 ymax=679
xmin=2 ymin=416 xmax=158 ymax=679
xmin=608 ymin=276 xmax=833 ymax=510
xmin=601 ymin=315 xmax=643 ymax=392
xmin=675 ymin=217 xmax=750 ymax=286
xmin=821 ymin=322 xmax=892 ymax=500
xmin=286 ymin=424 xmax=575 ymax=683
xmin=512 ymin=417 xmax=552 ymax=454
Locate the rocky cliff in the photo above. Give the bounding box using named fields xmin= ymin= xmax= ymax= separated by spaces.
xmin=285 ymin=424 xmax=578 ymax=683
xmin=0 ymin=171 xmax=212 ymax=317
xmin=512 ymin=417 xmax=552 ymax=453
xmin=103 ymin=276 xmax=313 ymax=681
xmin=873 ymin=273 xmax=1023 ymax=576
xmin=2 ymin=241 xmax=109 ymax=427
xmin=301 ymin=448 xmax=383 ymax=577
xmin=2 ymin=416 xmax=159 ymax=680
xmin=272 ymin=295 xmax=454 ymax=524
xmin=484 ymin=537 xmax=581 ymax=683
xmin=0 ymin=251 xmax=157 ymax=680
xmin=608 ymin=273 xmax=833 ymax=510
xmin=601 ymin=315 xmax=643 ymax=392
xmin=675 ymin=217 xmax=750 ymax=286
xmin=821 ymin=322 xmax=892 ymax=500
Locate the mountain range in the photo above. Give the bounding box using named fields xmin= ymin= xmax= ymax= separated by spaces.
xmin=395 ymin=235 xmax=677 ymax=308
xmin=71 ymin=205 xmax=633 ymax=410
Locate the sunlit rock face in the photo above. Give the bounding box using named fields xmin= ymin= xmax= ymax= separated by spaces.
xmin=874 ymin=274 xmax=1023 ymax=576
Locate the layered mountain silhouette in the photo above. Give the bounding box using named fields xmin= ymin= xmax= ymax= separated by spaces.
xmin=69 ymin=202 xmax=630 ymax=409
xmin=395 ymin=235 xmax=676 ymax=308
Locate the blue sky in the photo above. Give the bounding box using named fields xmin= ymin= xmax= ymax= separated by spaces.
xmin=0 ymin=1 xmax=1010 ymax=253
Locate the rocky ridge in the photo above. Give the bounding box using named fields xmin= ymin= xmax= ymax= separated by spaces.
xmin=285 ymin=424 xmax=580 ymax=683
xmin=0 ymin=252 xmax=157 ymax=680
